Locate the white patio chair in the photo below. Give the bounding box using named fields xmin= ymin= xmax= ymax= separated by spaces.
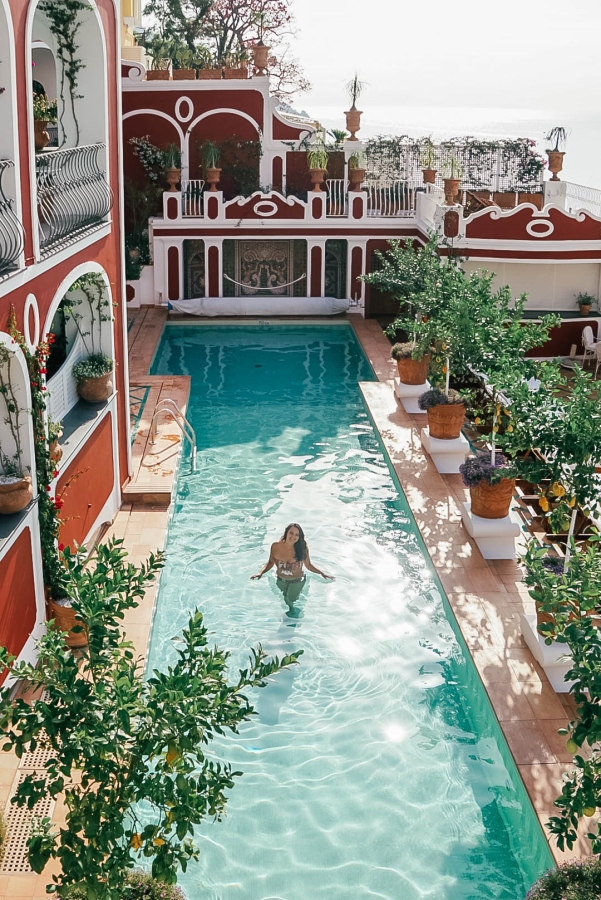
xmin=582 ymin=325 xmax=601 ymax=377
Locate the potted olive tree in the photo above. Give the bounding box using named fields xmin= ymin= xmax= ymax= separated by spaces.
xmin=62 ymin=274 xmax=113 ymax=403
xmin=545 ymin=126 xmax=568 ymax=181
xmin=0 ymin=346 xmax=32 ymax=515
xmin=307 ymin=144 xmax=329 ymax=192
xmin=33 ymin=94 xmax=58 ymax=153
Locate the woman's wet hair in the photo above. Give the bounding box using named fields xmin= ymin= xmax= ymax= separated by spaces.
xmin=282 ymin=523 xmax=307 ymax=562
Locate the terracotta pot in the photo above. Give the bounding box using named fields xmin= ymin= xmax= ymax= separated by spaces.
xmin=344 ymin=107 xmax=362 ymax=141
xmin=146 ymin=69 xmax=170 ymax=81
xmin=77 ymin=372 xmax=113 ymax=402
xmin=0 ymin=476 xmax=32 ymax=515
xmin=224 ymin=67 xmax=248 ymax=79
xmin=310 ymin=168 xmax=327 ymax=192
xmin=348 ymin=168 xmax=365 ymax=192
xmin=48 ymin=598 xmax=87 ymax=649
xmin=251 ymin=43 xmax=270 ymax=75
xmin=546 ymin=150 xmax=565 ymax=181
xmin=422 ymin=168 xmax=437 ymax=184
xmin=197 ymin=68 xmax=222 ymax=80
xmin=470 ymin=477 xmax=516 ymax=519
xmin=579 ymin=305 xmax=591 ymax=317
xmin=396 ymin=353 xmax=431 ymax=385
xmin=165 ymin=166 xmax=181 ymax=192
xmin=443 ymin=177 xmax=460 ymax=205
xmin=49 ymin=433 xmax=63 ymax=464
xmin=426 ymin=403 xmax=465 ymax=440
xmin=34 ymin=120 xmax=50 ymax=152
xmin=205 ymin=167 xmax=222 ymax=191
xmin=518 ymin=192 xmax=543 ymax=210
xmin=172 ymin=69 xmax=196 ymax=80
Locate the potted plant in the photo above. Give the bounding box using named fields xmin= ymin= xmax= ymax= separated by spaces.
xmin=420 ymin=138 xmax=438 ymax=184
xmin=72 ymin=353 xmax=113 ymax=402
xmin=172 ymin=47 xmax=196 ymax=80
xmin=459 ymin=452 xmax=516 ymax=519
xmin=576 ymin=291 xmax=595 ymax=317
xmin=146 ymin=40 xmax=171 ymax=80
xmin=224 ymin=49 xmax=249 ymax=79
xmin=197 ymin=64 xmax=223 ymax=80
xmin=391 ymin=342 xmax=431 ymax=385
xmin=307 ymin=144 xmax=329 ymax=192
xmin=344 ymin=73 xmax=365 ymax=141
xmin=251 ymin=40 xmax=270 ymax=75
xmin=348 ymin=151 xmax=366 ymax=191
xmin=48 ymin=417 xmax=63 ymax=464
xmin=442 ymin=154 xmax=463 ymax=205
xmin=164 ymin=143 xmax=182 ymax=192
xmin=0 ymin=346 xmax=32 ymax=515
xmin=524 ymin=857 xmax=601 ymax=899
xmin=32 ymin=94 xmax=58 ymax=152
xmin=418 ymin=387 xmax=465 ymax=439
xmin=545 ymin=126 xmax=568 ymax=181
xmin=200 ymin=141 xmax=222 ymax=191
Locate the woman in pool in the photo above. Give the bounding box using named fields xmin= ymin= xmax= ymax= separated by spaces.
xmin=251 ymin=523 xmax=334 ymax=607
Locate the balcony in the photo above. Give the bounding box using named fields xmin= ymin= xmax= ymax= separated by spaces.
xmin=36 ymin=143 xmax=113 ymax=256
xmin=0 ymin=160 xmax=25 ymax=278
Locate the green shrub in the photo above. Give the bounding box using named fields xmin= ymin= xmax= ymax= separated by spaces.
xmin=72 ymin=354 xmax=113 ymax=381
xmin=525 ymin=857 xmax=601 ymax=899
xmin=63 ymin=871 xmax=187 ymax=899
xmin=418 ymin=387 xmax=463 ymax=410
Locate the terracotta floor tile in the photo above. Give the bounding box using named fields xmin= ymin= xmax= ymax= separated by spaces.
xmin=538 ymin=720 xmax=575 ymax=763
xmin=522 ymin=682 xmax=570 ymax=720
xmin=471 ymin=648 xmax=516 ymax=685
xmin=502 ymin=721 xmax=557 ymax=764
xmin=485 ymin=680 xmax=535 ymax=721
xmin=5 ymin=876 xmax=37 ymax=897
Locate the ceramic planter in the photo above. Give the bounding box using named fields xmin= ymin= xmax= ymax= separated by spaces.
xmin=344 ymin=108 xmax=362 ymax=141
xmin=197 ymin=69 xmax=222 ymax=80
xmin=205 ymin=167 xmax=222 ymax=191
xmin=427 ymin=403 xmax=465 ymax=440
xmin=34 ymin=120 xmax=50 ymax=152
xmin=310 ymin=168 xmax=327 ymax=192
xmin=146 ymin=70 xmax=170 ymax=81
xmin=396 ymin=353 xmax=431 ymax=385
xmin=172 ymin=69 xmax=196 ymax=80
xmin=443 ymin=178 xmax=460 ymax=205
xmin=579 ymin=305 xmax=591 ymax=317
xmin=77 ymin=372 xmax=113 ymax=402
xmin=422 ymin=168 xmax=437 ymax=185
xmin=165 ymin=166 xmax=181 ymax=192
xmin=0 ymin=476 xmax=32 ymax=514
xmin=348 ymin=168 xmax=366 ymax=192
xmin=251 ymin=43 xmax=270 ymax=75
xmin=470 ymin=477 xmax=516 ymax=519
xmin=48 ymin=598 xmax=87 ymax=649
xmin=546 ymin=150 xmax=565 ymax=181
xmin=224 ymin=67 xmax=248 ymax=79
xmin=49 ymin=430 xmax=63 ymax=464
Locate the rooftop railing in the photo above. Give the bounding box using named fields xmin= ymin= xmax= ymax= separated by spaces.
xmin=325 ymin=179 xmax=348 ymax=217
xmin=565 ymin=182 xmax=601 ymax=220
xmin=365 ymin=180 xmax=417 ymax=217
xmin=36 ymin=143 xmax=113 ymax=255
xmin=181 ymin=179 xmax=205 ymax=217
xmin=0 ymin=160 xmax=24 ymax=277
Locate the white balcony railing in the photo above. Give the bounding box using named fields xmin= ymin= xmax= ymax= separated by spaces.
xmin=565 ymin=182 xmax=601 ymax=219
xmin=326 ymin=179 xmax=348 ymax=217
xmin=181 ymin=180 xmax=205 ymax=217
xmin=365 ymin=180 xmax=417 ymax=217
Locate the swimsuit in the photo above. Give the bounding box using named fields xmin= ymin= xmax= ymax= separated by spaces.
xmin=275 ymin=558 xmax=304 ymax=581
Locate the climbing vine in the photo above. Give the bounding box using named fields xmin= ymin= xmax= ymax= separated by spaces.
xmin=38 ymin=0 xmax=90 ymax=146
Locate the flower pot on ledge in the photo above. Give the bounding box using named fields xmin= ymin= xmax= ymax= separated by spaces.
xmin=224 ymin=67 xmax=248 ymax=79
xmin=146 ymin=70 xmax=170 ymax=81
xmin=443 ymin=177 xmax=460 ymax=205
xmin=251 ymin=43 xmax=270 ymax=75
xmin=422 ymin=168 xmax=437 ymax=185
xmin=0 ymin=476 xmax=32 ymax=515
xmin=396 ymin=354 xmax=431 ymax=385
xmin=47 ymin=597 xmax=87 ymax=649
xmin=77 ymin=372 xmax=113 ymax=403
xmin=348 ymin=168 xmax=366 ymax=192
xmin=310 ymin=168 xmax=327 ymax=192
xmin=34 ymin=120 xmax=51 ymax=152
xmin=205 ymin=167 xmax=221 ymax=191
xmin=172 ymin=69 xmax=196 ymax=80
xmin=197 ymin=68 xmax=222 ymax=80
xmin=344 ymin=107 xmax=362 ymax=141
xmin=165 ymin=166 xmax=181 ymax=192
xmin=427 ymin=402 xmax=465 ymax=440
xmin=546 ymin=150 xmax=565 ymax=181
xmin=579 ymin=304 xmax=591 ymax=317
xmin=49 ymin=430 xmax=63 ymax=464
xmin=470 ymin=477 xmax=516 ymax=519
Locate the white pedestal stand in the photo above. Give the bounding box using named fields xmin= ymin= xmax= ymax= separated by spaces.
xmin=420 ymin=428 xmax=470 ymax=474
xmin=520 ymin=613 xmax=575 ymax=693
xmin=460 ymin=501 xmax=521 ymax=559
xmin=394 ymin=378 xmax=430 ymax=414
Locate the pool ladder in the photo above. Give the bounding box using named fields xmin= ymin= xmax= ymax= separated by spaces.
xmin=149 ymin=399 xmax=197 ymax=472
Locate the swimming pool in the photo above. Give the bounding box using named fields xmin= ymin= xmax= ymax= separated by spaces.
xmin=148 ymin=323 xmax=553 ymax=900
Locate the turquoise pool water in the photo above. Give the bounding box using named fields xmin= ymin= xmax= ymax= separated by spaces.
xmin=148 ymin=324 xmax=552 ymax=900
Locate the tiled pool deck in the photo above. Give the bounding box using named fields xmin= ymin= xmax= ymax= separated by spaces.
xmin=0 ymin=310 xmax=591 ymax=898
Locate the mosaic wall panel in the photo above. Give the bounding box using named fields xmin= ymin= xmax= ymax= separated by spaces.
xmin=184 ymin=240 xmax=205 ymax=299
xmin=222 ymin=240 xmax=307 ymax=297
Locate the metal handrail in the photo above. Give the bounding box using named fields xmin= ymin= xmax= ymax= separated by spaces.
xmin=150 ymin=399 xmax=197 ymax=472
xmin=181 ymin=179 xmax=205 ymax=217
xmin=0 ymin=160 xmax=24 ymax=276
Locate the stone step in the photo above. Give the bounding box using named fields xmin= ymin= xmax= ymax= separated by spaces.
xmin=121 ymin=483 xmax=171 ymax=507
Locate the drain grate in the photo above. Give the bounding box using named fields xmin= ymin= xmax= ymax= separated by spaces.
xmin=0 ymin=771 xmax=55 ymax=873
xmin=18 ymin=736 xmax=54 ymax=770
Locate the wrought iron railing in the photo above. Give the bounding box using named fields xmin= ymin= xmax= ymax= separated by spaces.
xmin=565 ymin=182 xmax=601 ymax=219
xmin=181 ymin=179 xmax=205 ymax=217
xmin=326 ymin=179 xmax=348 ymax=217
xmin=364 ymin=180 xmax=417 ymax=217
xmin=0 ymin=160 xmax=24 ymax=277
xmin=36 ymin=143 xmax=113 ymax=255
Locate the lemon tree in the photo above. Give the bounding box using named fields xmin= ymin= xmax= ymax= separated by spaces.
xmin=0 ymin=539 xmax=300 ymax=899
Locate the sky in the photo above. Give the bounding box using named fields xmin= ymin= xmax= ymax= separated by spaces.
xmin=288 ymin=0 xmax=601 ymax=186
